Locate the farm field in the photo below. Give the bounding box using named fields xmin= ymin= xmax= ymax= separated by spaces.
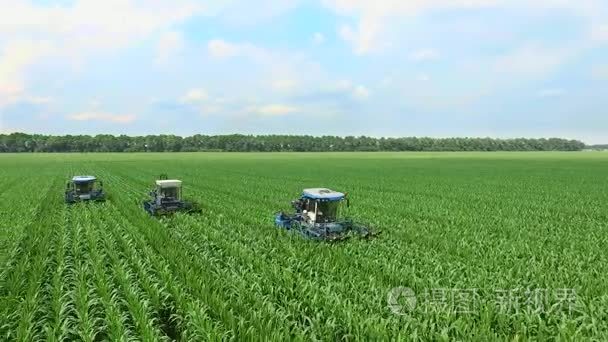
xmin=0 ymin=152 xmax=607 ymax=340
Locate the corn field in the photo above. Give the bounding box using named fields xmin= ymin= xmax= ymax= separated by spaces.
xmin=1 ymin=152 xmax=607 ymax=340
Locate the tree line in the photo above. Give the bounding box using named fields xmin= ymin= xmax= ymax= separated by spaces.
xmin=587 ymin=144 xmax=608 ymax=151
xmin=0 ymin=133 xmax=587 ymax=152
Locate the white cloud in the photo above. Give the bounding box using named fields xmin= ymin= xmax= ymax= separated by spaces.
xmin=380 ymin=78 xmax=390 ymax=88
xmin=323 ymin=0 xmax=509 ymax=16
xmin=0 ymin=83 xmax=23 ymax=94
xmin=538 ymin=88 xmax=565 ymax=98
xmin=207 ymin=39 xmax=328 ymax=100
xmin=272 ymin=79 xmax=298 ymax=91
xmin=324 ymin=0 xmax=608 ymax=54
xmin=409 ymin=49 xmax=440 ymax=62
xmin=208 ymin=39 xmax=242 ymax=58
xmin=353 ymin=85 xmax=370 ymax=99
xmin=23 ymin=95 xmax=54 ymax=105
xmin=312 ymin=32 xmax=326 ymax=45
xmin=217 ymin=0 xmax=303 ymax=26
xmin=0 ymin=0 xmax=202 ymax=101
xmin=325 ymin=0 xmax=606 ymax=20
xmin=592 ymin=65 xmax=608 ymax=80
xmin=193 ymin=96 xmax=298 ymax=118
xmin=200 ymin=104 xmax=224 ymax=115
xmin=0 ymin=40 xmax=55 ymax=106
xmin=334 ymin=79 xmax=354 ymax=91
xmin=253 ymin=104 xmax=299 ymax=116
xmin=0 ymin=40 xmax=52 ymax=108
xmin=306 ymin=79 xmax=373 ymax=101
xmin=338 ymin=22 xmax=380 ymax=55
xmin=89 ymin=98 xmax=103 ymax=108
xmin=494 ymin=45 xmax=572 ymax=77
xmin=180 ymin=88 xmax=209 ymax=104
xmin=0 ymin=83 xmax=24 ymax=107
xmin=0 ymin=1 xmax=202 ymax=49
xmin=328 ymin=0 xmax=498 ymax=54
xmin=0 ymin=40 xmax=54 ymax=79
xmin=332 ymin=80 xmax=371 ymax=100
xmin=591 ymin=24 xmax=608 ymax=42
xmin=196 ymin=96 xmax=235 ymax=116
xmin=416 ymin=73 xmax=431 ymax=82
xmin=207 ymin=39 xmax=272 ymax=62
xmin=155 ymin=31 xmax=184 ymax=65
xmin=69 ymin=112 xmax=137 ymax=124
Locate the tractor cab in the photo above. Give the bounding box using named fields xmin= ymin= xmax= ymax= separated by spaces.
xmin=295 ymin=188 xmax=346 ymax=224
xmin=65 ymin=176 xmax=106 ymax=203
xmin=153 ymin=180 xmax=183 ymax=206
xmin=275 ymin=187 xmax=376 ymax=241
xmin=143 ymin=175 xmax=201 ymax=216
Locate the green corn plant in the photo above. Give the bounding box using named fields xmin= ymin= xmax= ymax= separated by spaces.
xmin=86 ymin=211 xmax=131 ymax=342
xmin=2 ymin=152 xmax=608 ymax=340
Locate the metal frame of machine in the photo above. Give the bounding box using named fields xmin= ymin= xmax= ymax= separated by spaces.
xmin=65 ymin=176 xmax=106 ymax=203
xmin=63 ymin=174 xmax=377 ymax=242
xmin=275 ymin=188 xmax=376 ymax=241
xmin=143 ymin=175 xmax=201 ymax=216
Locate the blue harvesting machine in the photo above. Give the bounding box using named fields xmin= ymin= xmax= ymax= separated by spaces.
xmin=65 ymin=176 xmax=106 ymax=203
xmin=275 ymin=188 xmax=377 ymax=241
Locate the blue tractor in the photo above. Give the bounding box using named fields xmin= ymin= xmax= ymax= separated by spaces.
xmin=143 ymin=175 xmax=201 ymax=216
xmin=65 ymin=176 xmax=106 ymax=203
xmin=275 ymin=188 xmax=377 ymax=241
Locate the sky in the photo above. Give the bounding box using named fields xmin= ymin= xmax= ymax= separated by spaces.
xmin=0 ymin=0 xmax=607 ymax=143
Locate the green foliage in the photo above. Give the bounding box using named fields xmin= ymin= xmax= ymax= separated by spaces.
xmin=0 ymin=152 xmax=607 ymax=340
xmin=0 ymin=133 xmax=588 ymax=152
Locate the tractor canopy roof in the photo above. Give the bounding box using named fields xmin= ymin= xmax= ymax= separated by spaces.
xmin=156 ymin=180 xmax=182 ymax=188
xmin=302 ymin=188 xmax=345 ymax=201
xmin=72 ymin=175 xmax=96 ymax=183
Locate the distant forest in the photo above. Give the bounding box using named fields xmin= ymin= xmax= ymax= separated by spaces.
xmin=0 ymin=133 xmax=589 ymax=152
xmin=587 ymin=144 xmax=608 ymax=150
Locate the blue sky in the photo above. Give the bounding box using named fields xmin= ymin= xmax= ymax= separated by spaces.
xmin=0 ymin=0 xmax=607 ymax=143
